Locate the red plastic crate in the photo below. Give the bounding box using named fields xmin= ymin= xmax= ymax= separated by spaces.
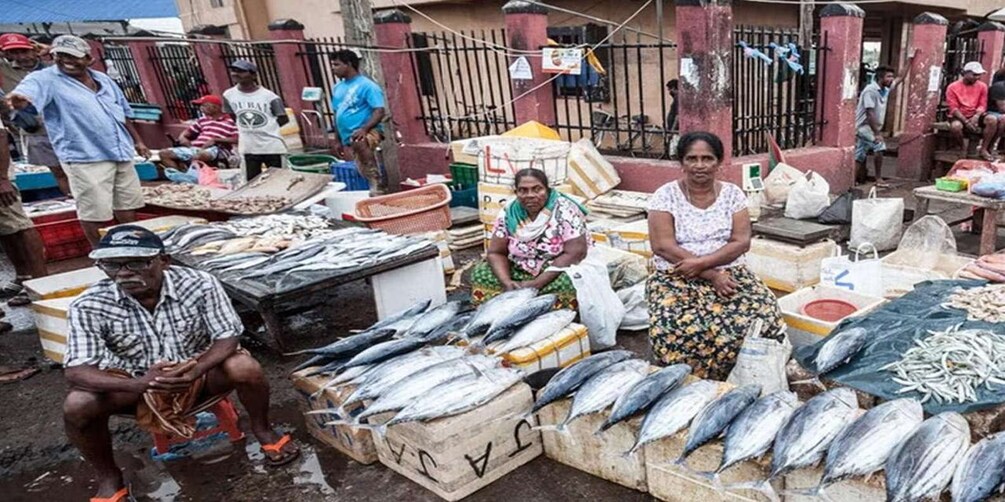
xmin=45 ymin=239 xmax=93 ymax=262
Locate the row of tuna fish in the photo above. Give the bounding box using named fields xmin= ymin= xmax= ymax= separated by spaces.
xmin=531 ymin=351 xmax=1005 ymax=502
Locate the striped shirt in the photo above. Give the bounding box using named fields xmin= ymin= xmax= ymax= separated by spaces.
xmin=186 ymin=114 xmax=239 ymax=150
xmin=66 ymin=267 xmax=243 ymax=376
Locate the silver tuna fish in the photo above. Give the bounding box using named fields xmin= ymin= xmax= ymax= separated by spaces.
xmin=532 ymin=350 xmax=635 ymax=413
xmin=381 ymin=367 xmax=525 ymax=431
xmin=539 ymin=359 xmax=649 ymax=433
xmin=705 ymin=391 xmax=798 ymax=489
xmin=677 ymin=384 xmax=761 ymax=466
xmin=493 ymin=309 xmax=577 ymax=354
xmin=463 ymin=288 xmax=539 ymax=337
xmin=481 ymin=294 xmax=557 ymax=345
xmin=886 ymin=412 xmax=971 ymax=502
xmin=369 ymin=299 xmax=432 ymax=332
xmin=403 ymin=301 xmax=463 ymax=339
xmin=951 ymin=433 xmax=1005 ymax=502
xmin=599 ymin=364 xmax=692 ymax=433
xmin=626 ymin=379 xmax=720 ymax=456
xmin=809 ymin=327 xmax=870 ymax=375
xmin=340 ymin=346 xmax=468 ymax=409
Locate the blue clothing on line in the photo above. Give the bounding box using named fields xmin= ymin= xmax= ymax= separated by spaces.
xmin=12 ymin=66 xmax=136 ymax=163
xmin=331 ymin=75 xmax=385 ymax=144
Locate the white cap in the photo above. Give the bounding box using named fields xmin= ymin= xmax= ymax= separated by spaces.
xmin=963 ymin=61 xmax=986 ymax=75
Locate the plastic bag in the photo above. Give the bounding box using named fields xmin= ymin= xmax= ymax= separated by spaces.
xmin=727 ymin=320 xmax=792 ymax=395
xmin=784 ymin=171 xmax=831 ymax=219
xmin=194 ymin=161 xmax=227 ymax=189
xmin=971 ymin=173 xmax=1005 ymax=199
xmin=850 ymin=187 xmax=904 ymax=252
xmin=819 ymin=244 xmax=884 ymax=298
xmin=763 ymin=162 xmax=803 ymax=206
xmin=890 ymin=215 xmax=957 ymax=269
xmin=551 ymin=251 xmax=626 ymax=350
xmin=817 ymin=190 xmax=856 ymax=224
xmin=616 ymin=283 xmax=647 ymax=331
xmin=164 ymin=166 xmax=199 ymax=184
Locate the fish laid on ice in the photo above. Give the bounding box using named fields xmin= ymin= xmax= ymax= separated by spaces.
xmin=492 ymin=309 xmax=576 ymax=354
xmin=950 ymin=433 xmax=1005 ymax=502
xmin=538 ymin=359 xmax=649 ymax=433
xmin=885 ymin=412 xmax=971 ymax=502
xmin=677 ymin=384 xmax=761 ymax=466
xmin=626 ymin=379 xmax=719 ymax=456
xmin=481 ymin=294 xmax=557 ymax=346
xmin=382 ymin=367 xmax=525 ymax=429
xmin=599 ymin=364 xmax=691 ymax=433
xmin=532 ymin=350 xmax=634 ymax=413
xmin=463 ymin=288 xmax=539 ymax=338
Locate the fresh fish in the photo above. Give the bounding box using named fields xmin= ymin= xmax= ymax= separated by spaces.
xmin=463 ymin=288 xmax=539 ymax=337
xmin=340 ymin=346 xmax=468 ymax=409
xmin=493 ymin=309 xmax=576 ymax=354
xmin=599 ymin=364 xmax=691 ymax=433
xmin=792 ymin=398 xmax=923 ymax=499
xmin=677 ymin=384 xmax=761 ymax=466
xmin=293 ymin=354 xmax=341 ymax=373
xmin=403 ymin=301 xmax=463 ymax=339
xmin=317 ymin=364 xmax=374 ymax=392
xmin=341 ymin=337 xmax=427 ymax=370
xmin=482 ymin=294 xmax=557 ymax=345
xmin=886 ymin=412 xmax=971 ymax=502
xmin=532 ymin=350 xmax=634 ymax=413
xmin=351 ymin=355 xmax=501 ymax=425
xmin=382 ymin=367 xmax=524 ymax=430
xmin=217 ymin=254 xmax=272 ymax=273
xmin=951 ymin=433 xmax=1005 ymax=502
xmin=199 ymin=251 xmax=268 ymax=270
xmin=540 ymin=359 xmax=648 ymax=433
xmin=302 ymin=357 xmax=350 ymax=377
xmin=626 ymin=380 xmax=719 ymax=456
xmin=806 ymin=327 xmax=870 ymax=375
xmin=287 ymin=328 xmax=395 ymax=357
xmin=369 ymin=299 xmax=431 ymax=332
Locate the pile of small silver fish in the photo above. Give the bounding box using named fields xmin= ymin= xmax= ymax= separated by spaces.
xmin=217 ymin=214 xmax=338 ymax=241
xmin=944 ymin=284 xmax=1005 ymax=323
xmin=881 ymin=324 xmax=1005 ymax=404
xmin=142 ymin=184 xmax=291 ymax=214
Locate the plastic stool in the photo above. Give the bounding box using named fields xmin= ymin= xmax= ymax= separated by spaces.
xmin=151 ymin=396 xmax=245 ymax=455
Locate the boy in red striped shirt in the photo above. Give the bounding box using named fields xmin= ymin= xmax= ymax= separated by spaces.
xmin=158 ymin=95 xmax=239 ymax=169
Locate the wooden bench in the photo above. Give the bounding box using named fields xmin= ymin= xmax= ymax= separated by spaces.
xmin=931 ymin=121 xmax=984 ymax=178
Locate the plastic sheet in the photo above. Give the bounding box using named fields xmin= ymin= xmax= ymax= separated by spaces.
xmin=794 ymin=279 xmax=1005 ymax=415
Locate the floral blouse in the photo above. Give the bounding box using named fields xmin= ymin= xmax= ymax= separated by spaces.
xmin=491 ymin=197 xmax=588 ymax=276
xmin=647 ymin=181 xmax=748 ymax=272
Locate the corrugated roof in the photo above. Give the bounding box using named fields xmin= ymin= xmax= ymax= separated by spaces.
xmin=0 ymin=0 xmax=178 ymax=24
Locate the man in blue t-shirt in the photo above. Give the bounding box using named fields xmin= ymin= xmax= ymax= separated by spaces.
xmin=330 ymin=50 xmax=386 ymax=194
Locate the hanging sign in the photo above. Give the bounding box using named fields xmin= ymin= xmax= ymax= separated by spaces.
xmin=541 ymin=48 xmax=583 ymax=75
xmin=509 ymin=56 xmax=533 ymax=80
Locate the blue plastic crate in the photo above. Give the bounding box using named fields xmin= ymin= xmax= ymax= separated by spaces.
xmin=14 ymin=172 xmax=57 ymax=191
xmin=331 ymin=161 xmax=370 ymax=191
xmin=449 ymin=185 xmax=477 ymax=208
xmin=135 ymin=162 xmax=158 ymax=181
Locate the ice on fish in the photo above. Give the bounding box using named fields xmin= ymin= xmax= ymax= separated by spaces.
xmin=885 ymin=412 xmax=970 ymax=502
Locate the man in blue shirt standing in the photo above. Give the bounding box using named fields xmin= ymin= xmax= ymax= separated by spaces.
xmin=330 ymin=50 xmax=386 ymax=195
xmin=5 ymin=35 xmax=150 ymax=246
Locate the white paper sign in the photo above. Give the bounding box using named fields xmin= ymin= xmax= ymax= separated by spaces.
xmin=680 ymin=57 xmax=699 ymax=88
xmin=509 ymin=56 xmax=533 ymax=80
xmin=928 ymin=66 xmax=942 ymax=93
xmin=842 ymin=68 xmax=858 ymax=100
xmin=541 ymin=48 xmax=583 ymax=75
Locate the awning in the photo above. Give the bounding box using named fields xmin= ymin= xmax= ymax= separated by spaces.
xmin=0 ymin=0 xmax=178 ymax=24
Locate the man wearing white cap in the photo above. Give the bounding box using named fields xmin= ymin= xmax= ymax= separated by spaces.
xmin=4 ymin=35 xmax=150 ymax=246
xmin=946 ymin=61 xmax=999 ymax=161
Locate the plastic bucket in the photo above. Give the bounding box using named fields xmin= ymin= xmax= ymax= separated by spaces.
xmin=325 ymin=191 xmax=370 ymax=220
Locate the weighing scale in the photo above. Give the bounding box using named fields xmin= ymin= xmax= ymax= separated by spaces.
xmin=742 ymin=162 xmax=765 ymax=221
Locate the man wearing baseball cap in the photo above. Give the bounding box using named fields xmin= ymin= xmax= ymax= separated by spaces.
xmin=946 ymin=61 xmax=1000 ymax=161
xmin=4 ymin=35 xmax=151 ymax=246
xmin=157 ymin=94 xmax=239 ymax=170
xmin=64 ymin=225 xmax=300 ymax=501
xmin=222 ymin=59 xmax=289 ymax=181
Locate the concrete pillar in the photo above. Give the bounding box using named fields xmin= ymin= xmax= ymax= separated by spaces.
xmin=977 ymin=22 xmax=1005 ymax=83
xmin=374 ymin=9 xmax=429 ymax=144
xmin=817 ymin=3 xmax=865 ymax=150
xmin=188 ymin=25 xmax=232 ymax=96
xmin=503 ymin=1 xmax=556 ymax=127
xmin=267 ymin=19 xmax=311 ymax=117
xmin=125 ymin=33 xmax=177 ymax=124
xmin=675 ymin=0 xmax=734 ymax=165
xmin=896 ymin=12 xmax=948 ymax=180
xmin=81 ymin=34 xmax=107 ymax=73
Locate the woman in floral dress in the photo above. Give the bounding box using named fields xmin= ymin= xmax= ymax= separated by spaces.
xmin=470 ymin=169 xmax=588 ymax=309
xmin=647 ymin=131 xmax=785 ymax=380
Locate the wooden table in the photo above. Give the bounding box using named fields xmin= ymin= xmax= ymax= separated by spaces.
xmin=912 ymin=185 xmax=1005 ymax=256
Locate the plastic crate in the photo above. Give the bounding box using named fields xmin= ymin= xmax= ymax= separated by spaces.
xmin=35 ymin=217 xmax=95 ymax=262
xmin=354 ymin=184 xmax=452 ymax=234
xmin=449 ymin=185 xmax=477 ymax=208
xmin=289 ymin=154 xmax=339 ymax=174
xmin=45 ymin=239 xmax=93 ymax=262
xmin=14 ymin=172 xmax=57 ymax=191
xmin=449 ymin=163 xmax=478 ymax=187
xmin=332 ymin=161 xmax=370 ymax=191
xmin=135 ymin=162 xmax=159 ymax=181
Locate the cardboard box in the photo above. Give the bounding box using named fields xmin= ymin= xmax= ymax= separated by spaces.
xmin=31 ymin=296 xmax=75 ymax=364
xmin=290 ymin=370 xmax=378 ymax=464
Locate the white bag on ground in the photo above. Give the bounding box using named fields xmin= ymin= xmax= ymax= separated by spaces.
xmin=727 ymin=321 xmax=792 ymax=395
xmin=763 ymin=163 xmax=803 ymax=206
xmin=551 ymin=251 xmax=626 ymax=350
xmin=784 ymin=171 xmax=831 ymax=219
xmin=819 ymin=244 xmax=884 ymax=298
xmin=616 ymin=283 xmax=647 ymax=331
xmin=850 ymin=187 xmax=904 ymax=252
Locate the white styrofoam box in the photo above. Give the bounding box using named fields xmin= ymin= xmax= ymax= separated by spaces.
xmin=566 ymin=138 xmax=620 ymax=200
xmin=487 ymin=323 xmax=590 ymax=373
xmin=32 ymin=296 xmax=75 ymax=364
xmin=371 ymin=257 xmax=446 ymax=320
xmin=414 ymin=230 xmax=455 ymax=275
xmin=326 ymin=190 xmax=370 ymax=220
xmin=477 ymin=137 xmax=570 ymax=186
xmin=450 ymin=136 xmax=501 ymax=165
xmin=291 ymin=371 xmax=377 ymax=464
xmin=880 ymin=250 xmax=974 ymax=299
xmin=746 ymin=238 xmax=837 ymax=293
xmin=477 ymin=182 xmax=514 ymax=225
xmin=605 ymin=219 xmax=652 ymax=258
xmin=24 ymin=267 xmax=107 ymax=301
xmin=777 ymin=285 xmax=886 ymax=348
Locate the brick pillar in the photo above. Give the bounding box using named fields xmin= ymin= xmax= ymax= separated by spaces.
xmin=81 ymin=34 xmax=107 ymax=73
xmin=977 ymin=22 xmax=1005 ymax=83
xmin=896 ymin=12 xmax=948 ymax=180
xmin=374 ymin=10 xmax=429 ymax=144
xmin=817 ymin=3 xmax=864 ymax=150
xmin=503 ymin=1 xmax=556 ymax=127
xmin=675 ymin=0 xmax=734 ymax=165
xmin=125 ymin=33 xmax=177 ymax=124
xmin=268 ymin=19 xmax=311 ymax=117
xmin=188 ymin=25 xmax=232 ymax=95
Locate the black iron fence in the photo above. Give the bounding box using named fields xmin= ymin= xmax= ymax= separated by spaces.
xmin=408 ymin=29 xmax=519 ymax=143
xmin=146 ymin=43 xmax=208 ymax=121
xmin=732 ymin=25 xmax=827 ymax=157
xmin=937 ymin=31 xmax=984 ymax=122
xmin=297 ymin=37 xmax=357 ymax=128
xmin=220 ymin=43 xmax=284 ymax=97
xmin=100 ymin=43 xmax=147 ymax=103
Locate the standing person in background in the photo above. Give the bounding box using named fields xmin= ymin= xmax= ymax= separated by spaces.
xmin=222 ymin=60 xmax=288 ymax=182
xmin=329 ymin=50 xmax=386 ymax=195
xmin=946 ymin=62 xmax=998 ymax=161
xmin=5 ymin=35 xmax=149 ymax=247
xmin=854 ymin=51 xmax=914 ymax=187
xmin=0 ymin=121 xmax=46 ymax=314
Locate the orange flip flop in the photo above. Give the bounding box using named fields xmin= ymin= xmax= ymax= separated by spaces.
xmin=90 ymin=487 xmax=131 ymax=502
xmin=261 ymin=434 xmax=300 ymax=467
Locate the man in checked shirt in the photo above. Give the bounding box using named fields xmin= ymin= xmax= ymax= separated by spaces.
xmin=63 ymin=226 xmax=299 ymax=502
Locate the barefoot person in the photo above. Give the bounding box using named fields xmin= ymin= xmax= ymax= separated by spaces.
xmin=64 ymin=226 xmax=299 ymax=501
xmin=330 ymin=49 xmax=387 ymax=194
xmin=946 ymin=61 xmax=999 ymax=161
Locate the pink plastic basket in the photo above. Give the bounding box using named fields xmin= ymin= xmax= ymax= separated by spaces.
xmin=353 ymin=184 xmax=452 ymax=234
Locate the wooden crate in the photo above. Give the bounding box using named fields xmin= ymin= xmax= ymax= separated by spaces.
xmin=372 ymin=383 xmax=541 ymax=501
xmin=644 ymin=432 xmax=776 ymax=502
xmin=536 ymin=397 xmax=649 ymax=492
xmin=784 ymin=467 xmax=885 ymax=502
xmin=290 ymin=370 xmax=378 ymax=464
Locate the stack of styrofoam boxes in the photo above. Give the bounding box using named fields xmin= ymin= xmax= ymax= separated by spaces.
xmin=25 ymin=267 xmax=110 ymax=364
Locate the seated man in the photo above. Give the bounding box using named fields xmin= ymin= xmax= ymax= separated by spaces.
xmin=63 ymin=226 xmax=299 ymax=502
xmin=946 ymin=61 xmax=998 ymax=161
xmin=158 ymin=95 xmax=238 ymax=170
